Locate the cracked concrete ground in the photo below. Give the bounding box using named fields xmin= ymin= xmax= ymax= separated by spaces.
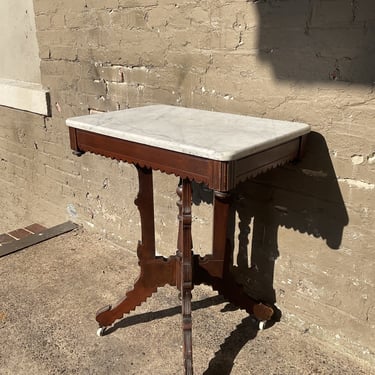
xmin=0 ymin=228 xmax=373 ymax=375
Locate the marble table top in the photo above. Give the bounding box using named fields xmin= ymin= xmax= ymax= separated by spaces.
xmin=66 ymin=105 xmax=310 ymax=161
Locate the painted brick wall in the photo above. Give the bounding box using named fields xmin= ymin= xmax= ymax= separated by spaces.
xmin=0 ymin=0 xmax=374 ymax=365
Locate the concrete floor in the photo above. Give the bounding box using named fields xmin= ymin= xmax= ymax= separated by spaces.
xmin=0 ymin=228 xmax=373 ymax=375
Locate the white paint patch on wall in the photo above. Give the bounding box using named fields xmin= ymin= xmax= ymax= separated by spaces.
xmin=351 ymin=154 xmax=364 ymax=165
xmin=0 ymin=0 xmax=41 ymax=83
xmin=367 ymin=153 xmax=375 ymax=164
xmin=338 ymin=178 xmax=375 ymax=190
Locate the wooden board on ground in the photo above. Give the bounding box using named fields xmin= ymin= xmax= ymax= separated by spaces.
xmin=0 ymin=221 xmax=78 ymax=258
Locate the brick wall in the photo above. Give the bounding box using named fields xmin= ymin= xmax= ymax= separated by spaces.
xmin=0 ymin=0 xmax=374 ymax=365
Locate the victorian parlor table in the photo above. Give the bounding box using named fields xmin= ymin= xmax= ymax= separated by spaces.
xmin=66 ymin=105 xmax=310 ymax=375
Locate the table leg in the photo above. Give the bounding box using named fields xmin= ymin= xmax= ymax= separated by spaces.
xmin=196 ymin=190 xmax=274 ymax=322
xmin=96 ymin=166 xmax=177 ymax=328
xmin=177 ymin=179 xmax=194 ymax=375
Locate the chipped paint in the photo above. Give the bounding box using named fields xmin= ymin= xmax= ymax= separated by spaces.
xmin=351 ymin=154 xmax=364 ymax=165
xmin=338 ymin=178 xmax=375 ymax=190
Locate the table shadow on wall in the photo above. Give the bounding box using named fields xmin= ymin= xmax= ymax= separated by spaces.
xmin=254 ymin=0 xmax=375 ymax=85
xmin=194 ymin=132 xmax=348 ymax=374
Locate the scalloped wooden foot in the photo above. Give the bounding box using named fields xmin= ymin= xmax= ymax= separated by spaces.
xmin=96 ymin=255 xmax=178 ymax=328
xmin=194 ymin=255 xmax=274 ymax=322
xmin=96 ymin=280 xmax=158 ymax=328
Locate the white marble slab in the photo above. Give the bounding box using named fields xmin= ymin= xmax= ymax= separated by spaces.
xmin=66 ymin=105 xmax=310 ymax=161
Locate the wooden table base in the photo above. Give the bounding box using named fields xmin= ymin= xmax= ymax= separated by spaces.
xmin=96 ymin=166 xmax=274 ymax=374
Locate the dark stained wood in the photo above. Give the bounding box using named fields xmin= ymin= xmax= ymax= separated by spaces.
xmin=232 ymin=138 xmax=300 ymax=187
xmin=0 ymin=233 xmax=14 ymax=246
xmin=68 ymin=122 xmax=308 ymax=375
xmin=134 ymin=166 xmax=155 ymax=261
xmin=198 ymin=191 xmax=231 ymax=279
xmin=69 ymin=128 xmax=306 ymax=191
xmin=24 ymin=223 xmax=47 ymax=234
xmin=69 ymin=127 xmax=84 ymax=156
xmin=8 ymin=228 xmax=31 ymax=240
xmin=194 ymin=192 xmax=274 ymax=322
xmin=298 ymin=134 xmax=309 ymax=160
xmin=180 ymin=179 xmax=193 ymax=375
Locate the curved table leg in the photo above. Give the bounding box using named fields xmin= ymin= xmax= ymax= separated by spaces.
xmin=96 ymin=166 xmax=177 ymax=328
xmin=196 ymin=260 xmax=274 ymax=321
xmin=96 ymin=254 xmax=178 ymax=327
xmin=196 ymin=190 xmax=274 ymax=322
